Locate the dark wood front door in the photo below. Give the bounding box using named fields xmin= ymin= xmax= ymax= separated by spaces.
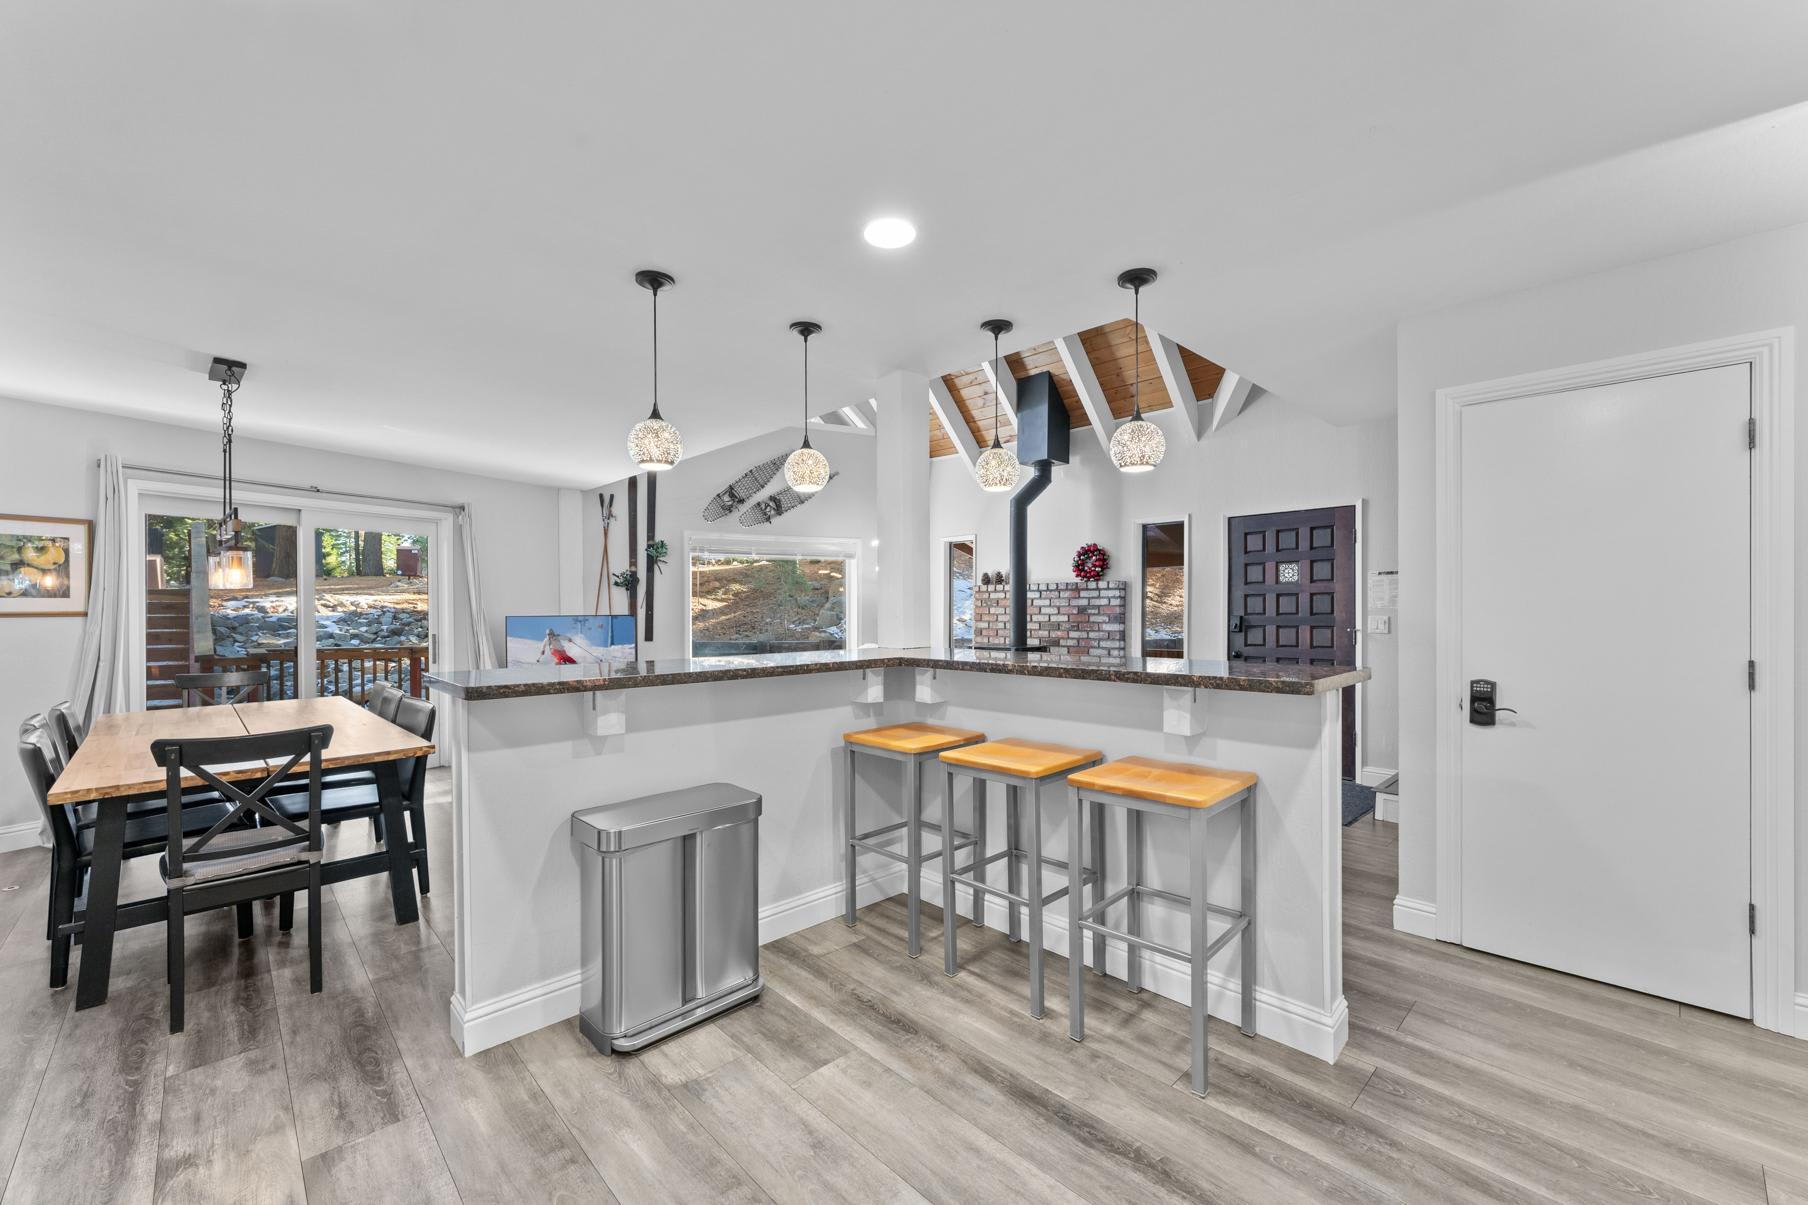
xmin=1227 ymin=506 xmax=1358 ymax=778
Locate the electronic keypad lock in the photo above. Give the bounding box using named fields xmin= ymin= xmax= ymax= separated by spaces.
xmin=1469 ymin=679 xmax=1517 ymax=726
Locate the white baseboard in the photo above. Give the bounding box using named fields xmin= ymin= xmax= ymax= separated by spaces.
xmin=1358 ymin=766 xmax=1397 ymax=787
xmin=919 ymin=865 xmax=1348 ymax=1064
xmin=0 ymin=822 xmax=44 ymax=854
xmin=450 ymin=863 xmax=909 ymax=1055
xmin=1795 ymin=992 xmax=1808 ymax=1040
xmin=1392 ymin=895 xmax=1437 ymax=940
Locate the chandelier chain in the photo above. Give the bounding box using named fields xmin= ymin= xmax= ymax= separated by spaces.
xmin=219 ymin=363 xmax=240 ymax=531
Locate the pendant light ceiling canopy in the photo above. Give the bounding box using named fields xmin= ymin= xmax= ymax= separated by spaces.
xmin=626 ymin=269 xmax=683 ymax=472
xmin=1109 ymin=267 xmax=1166 ymax=474
xmin=783 ymin=320 xmax=830 ymax=493
xmin=209 ymin=356 xmax=254 ymax=590
xmin=974 ymin=317 xmax=1021 ymax=493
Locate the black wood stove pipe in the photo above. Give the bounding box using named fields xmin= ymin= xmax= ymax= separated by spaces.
xmin=1007 ymin=460 xmax=1054 ymax=650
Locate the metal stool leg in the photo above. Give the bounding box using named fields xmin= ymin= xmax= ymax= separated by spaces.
xmin=944 ymin=769 xmax=960 ymax=976
xmin=906 ymin=754 xmax=923 ymax=958
xmin=1125 ymin=808 xmax=1143 ymax=993
xmin=1005 ymin=784 xmax=1022 ymax=943
xmin=1088 ymin=798 xmax=1105 ymax=975
xmin=843 ymin=745 xmax=858 ymax=927
xmin=1067 ymin=784 xmax=1086 ymax=1042
xmin=1026 ymin=778 xmax=1046 ymax=1018
xmin=971 ymin=775 xmax=986 ymax=927
xmin=1240 ymin=792 xmax=1257 ymax=1037
xmin=1189 ymin=808 xmax=1210 ymax=1097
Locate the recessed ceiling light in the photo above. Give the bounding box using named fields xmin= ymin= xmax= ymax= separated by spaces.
xmin=863 ymin=217 xmax=916 ymax=249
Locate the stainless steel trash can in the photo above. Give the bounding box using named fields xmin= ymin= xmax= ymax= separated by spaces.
xmin=571 ymin=782 xmax=763 ymax=1053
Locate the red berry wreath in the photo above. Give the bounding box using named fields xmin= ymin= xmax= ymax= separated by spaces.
xmin=1071 ymin=542 xmax=1109 ymax=581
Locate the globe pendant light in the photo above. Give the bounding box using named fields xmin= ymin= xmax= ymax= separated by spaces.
xmin=210 ymin=357 xmax=253 ymax=590
xmin=783 ymin=320 xmax=830 ymax=492
xmin=974 ymin=318 xmax=1021 ymax=492
xmin=1109 ymin=267 xmax=1166 ymax=473
xmin=626 ymin=269 xmax=683 ymax=471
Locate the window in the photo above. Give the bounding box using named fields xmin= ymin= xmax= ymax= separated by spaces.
xmin=946 ymin=537 xmax=975 ymax=648
xmin=1140 ymin=519 xmax=1187 ymax=659
xmin=687 ymin=534 xmax=859 ymax=657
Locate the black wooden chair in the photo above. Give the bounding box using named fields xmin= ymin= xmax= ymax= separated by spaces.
xmin=16 ymin=719 xmax=240 ymax=989
xmin=151 ymin=724 xmax=333 ymax=1032
xmin=273 ymin=696 xmax=435 ymax=899
xmin=173 ymin=669 xmax=265 ymax=707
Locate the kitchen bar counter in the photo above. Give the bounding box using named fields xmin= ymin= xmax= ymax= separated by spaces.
xmin=424 ymin=646 xmax=1368 ymax=700
xmin=430 ymin=650 xmax=1361 ymax=1066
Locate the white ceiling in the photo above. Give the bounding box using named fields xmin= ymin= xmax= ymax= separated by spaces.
xmin=4 ymin=2 xmax=1807 ymax=488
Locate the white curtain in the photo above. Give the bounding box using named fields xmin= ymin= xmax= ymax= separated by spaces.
xmin=68 ymin=453 xmax=130 ymax=728
xmin=455 ymin=504 xmax=499 ymax=670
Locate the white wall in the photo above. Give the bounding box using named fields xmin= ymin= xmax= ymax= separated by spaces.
xmin=0 ymin=392 xmax=564 ymax=838
xmin=1395 ymin=220 xmax=1808 ymax=983
xmin=926 ymin=398 xmax=1399 ymax=777
xmin=580 ymin=426 xmax=880 ymax=661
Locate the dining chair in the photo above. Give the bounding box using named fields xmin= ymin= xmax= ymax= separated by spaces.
xmin=367 ymin=680 xmax=404 ymax=723
xmin=274 ymin=679 xmax=406 ymax=840
xmin=16 ymin=720 xmax=241 ymax=989
xmin=152 ymin=723 xmax=333 ymax=1032
xmin=47 ymin=701 xmax=82 ymax=764
xmin=173 ymin=668 xmax=265 ymax=707
xmin=273 ymin=695 xmax=436 ymax=898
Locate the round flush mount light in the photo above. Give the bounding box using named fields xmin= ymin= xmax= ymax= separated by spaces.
xmin=862 ymin=216 xmax=916 ymax=249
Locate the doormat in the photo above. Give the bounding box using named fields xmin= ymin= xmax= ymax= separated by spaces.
xmin=1341 ymin=780 xmax=1377 ymax=826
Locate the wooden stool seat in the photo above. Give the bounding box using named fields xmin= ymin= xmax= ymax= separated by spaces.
xmin=1067 ymin=756 xmax=1256 ymax=810
xmin=939 ymin=737 xmax=1104 ymax=780
xmin=843 ymin=722 xmax=988 ymax=755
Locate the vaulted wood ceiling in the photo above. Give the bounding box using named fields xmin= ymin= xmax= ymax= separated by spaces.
xmin=928 ymin=318 xmax=1226 ymax=457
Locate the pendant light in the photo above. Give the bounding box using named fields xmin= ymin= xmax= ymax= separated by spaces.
xmin=209 ymin=357 xmax=253 ymax=590
xmin=1109 ymin=267 xmax=1166 ymax=473
xmin=783 ymin=320 xmax=830 ymax=492
xmin=626 ymin=269 xmax=683 ymax=471
xmin=974 ymin=318 xmax=1021 ymax=492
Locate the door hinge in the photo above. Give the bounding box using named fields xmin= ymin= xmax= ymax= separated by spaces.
xmin=1748 ymin=660 xmax=1756 ymax=691
xmin=1750 ymin=903 xmax=1757 ymax=936
xmin=1748 ymin=417 xmax=1757 ymax=449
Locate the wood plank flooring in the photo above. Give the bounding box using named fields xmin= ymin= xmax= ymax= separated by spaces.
xmin=0 ymin=776 xmax=1804 ymax=1202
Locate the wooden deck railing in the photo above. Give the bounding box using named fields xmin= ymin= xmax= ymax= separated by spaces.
xmin=200 ymin=645 xmax=428 ymax=702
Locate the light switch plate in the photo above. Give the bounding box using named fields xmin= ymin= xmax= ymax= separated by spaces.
xmin=1367 ymin=615 xmax=1391 ymax=635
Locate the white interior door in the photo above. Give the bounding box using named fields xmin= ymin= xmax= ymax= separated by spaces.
xmin=1457 ymin=364 xmax=1751 ymax=1015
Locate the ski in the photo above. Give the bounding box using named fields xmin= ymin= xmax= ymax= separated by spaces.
xmin=738 ymin=471 xmax=839 ymax=526
xmin=703 ymin=453 xmax=788 ymax=521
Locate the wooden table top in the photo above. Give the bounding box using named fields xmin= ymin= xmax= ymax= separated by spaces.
xmin=46 ymin=696 xmax=436 ymax=806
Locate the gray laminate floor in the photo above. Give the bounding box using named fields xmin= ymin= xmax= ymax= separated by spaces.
xmin=1 ymin=777 xmax=1805 ymax=1203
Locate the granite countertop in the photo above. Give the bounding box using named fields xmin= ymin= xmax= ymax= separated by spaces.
xmin=424 ymin=647 xmax=1369 ymax=701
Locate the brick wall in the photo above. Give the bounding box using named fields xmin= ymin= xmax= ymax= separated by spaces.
xmin=973 ymin=580 xmax=1127 ymax=654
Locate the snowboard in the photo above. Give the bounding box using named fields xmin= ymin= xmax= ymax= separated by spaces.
xmin=703 ymin=453 xmax=788 ymax=521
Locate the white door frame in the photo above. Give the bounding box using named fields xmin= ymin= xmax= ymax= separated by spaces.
xmin=126 ymin=475 xmax=458 ymax=724
xmin=1218 ymin=499 xmax=1366 ymax=777
xmin=940 ymin=532 xmax=978 ymax=647
xmin=1434 ymin=328 xmax=1795 ymax=1034
xmin=1134 ymin=513 xmax=1192 ymax=660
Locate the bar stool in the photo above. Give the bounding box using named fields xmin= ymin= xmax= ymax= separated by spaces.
xmin=1064 ymin=755 xmax=1257 ymax=1097
xmin=843 ymin=722 xmax=987 ymax=957
xmin=939 ymin=738 xmax=1104 ymax=1018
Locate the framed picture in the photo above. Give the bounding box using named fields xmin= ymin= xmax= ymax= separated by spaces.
xmin=0 ymin=514 xmax=92 ymax=617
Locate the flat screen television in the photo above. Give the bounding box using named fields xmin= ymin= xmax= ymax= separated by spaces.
xmin=505 ymin=614 xmax=636 ymax=668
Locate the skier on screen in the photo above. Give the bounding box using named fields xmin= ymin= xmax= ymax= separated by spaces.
xmin=538 ymin=628 xmax=582 ymax=665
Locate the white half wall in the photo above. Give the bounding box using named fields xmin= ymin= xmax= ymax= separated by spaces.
xmin=1396 ymin=219 xmax=1808 ymax=990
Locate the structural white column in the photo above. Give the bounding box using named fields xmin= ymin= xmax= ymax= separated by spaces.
xmin=874 ymin=369 xmax=930 ymax=648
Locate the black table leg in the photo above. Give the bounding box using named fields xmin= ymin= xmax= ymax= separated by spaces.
xmin=375 ymin=761 xmax=419 ymax=925
xmin=75 ymin=798 xmax=128 ymax=1010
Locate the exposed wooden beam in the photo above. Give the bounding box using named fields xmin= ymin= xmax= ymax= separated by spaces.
xmin=1053 ymin=334 xmax=1116 ymax=460
xmin=1208 ymin=370 xmax=1254 ymax=433
xmin=1146 ymin=330 xmax=1204 ymax=440
xmin=979 ymin=358 xmax=1018 ymax=429
xmin=927 ymin=376 xmax=980 ymax=467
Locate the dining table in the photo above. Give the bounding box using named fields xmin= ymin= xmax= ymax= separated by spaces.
xmin=46 ymin=694 xmax=436 ymax=1010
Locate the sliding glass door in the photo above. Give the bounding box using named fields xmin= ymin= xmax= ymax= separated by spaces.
xmin=133 ymin=484 xmax=447 ymax=710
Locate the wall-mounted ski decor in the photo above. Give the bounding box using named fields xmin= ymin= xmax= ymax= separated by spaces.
xmin=644 ymin=472 xmax=658 ymax=640
xmin=738 ymin=471 xmax=839 ymax=526
xmin=703 ymin=453 xmax=788 ymax=521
